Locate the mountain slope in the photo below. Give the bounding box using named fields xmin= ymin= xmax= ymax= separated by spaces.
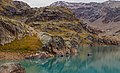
xmin=50 ymin=1 xmax=120 ymax=36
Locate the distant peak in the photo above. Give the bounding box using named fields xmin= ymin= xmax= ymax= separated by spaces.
xmin=106 ymin=0 xmax=120 ymax=2
xmin=108 ymin=0 xmax=118 ymax=1
xmin=104 ymin=0 xmax=120 ymax=4
xmin=51 ymin=1 xmax=69 ymax=6
xmin=55 ymin=1 xmax=67 ymax=3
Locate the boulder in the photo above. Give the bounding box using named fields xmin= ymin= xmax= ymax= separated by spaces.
xmin=40 ymin=35 xmax=65 ymax=53
xmin=0 ymin=63 xmax=25 ymax=73
xmin=38 ymin=32 xmax=52 ymax=45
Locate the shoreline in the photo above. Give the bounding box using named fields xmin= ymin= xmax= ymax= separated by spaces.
xmin=0 ymin=52 xmax=32 ymax=60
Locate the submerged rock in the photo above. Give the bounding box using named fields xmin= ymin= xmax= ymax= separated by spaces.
xmin=0 ymin=63 xmax=25 ymax=73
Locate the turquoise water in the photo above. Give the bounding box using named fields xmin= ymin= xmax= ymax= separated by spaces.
xmin=0 ymin=46 xmax=120 ymax=73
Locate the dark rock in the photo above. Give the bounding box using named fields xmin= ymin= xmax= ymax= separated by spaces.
xmin=1 ymin=6 xmax=17 ymax=16
xmin=87 ymin=53 xmax=93 ymax=56
xmin=51 ymin=36 xmax=65 ymax=50
xmin=115 ymin=30 xmax=120 ymax=34
xmin=13 ymin=1 xmax=31 ymax=16
xmin=13 ymin=1 xmax=31 ymax=9
xmin=81 ymin=24 xmax=104 ymax=34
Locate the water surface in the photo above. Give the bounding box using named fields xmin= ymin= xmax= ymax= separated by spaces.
xmin=0 ymin=46 xmax=120 ymax=73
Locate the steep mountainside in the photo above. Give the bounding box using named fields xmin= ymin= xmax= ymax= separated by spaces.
xmin=0 ymin=16 xmax=32 ymax=45
xmin=0 ymin=0 xmax=120 ymax=60
xmin=50 ymin=0 xmax=120 ymax=36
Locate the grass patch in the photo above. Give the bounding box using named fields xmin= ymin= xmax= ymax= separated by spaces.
xmin=0 ymin=35 xmax=42 ymax=53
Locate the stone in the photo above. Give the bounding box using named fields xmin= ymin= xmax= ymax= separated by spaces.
xmin=38 ymin=32 xmax=52 ymax=45
xmin=0 ymin=63 xmax=26 ymax=73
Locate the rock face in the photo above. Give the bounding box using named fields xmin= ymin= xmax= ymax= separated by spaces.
xmin=23 ymin=6 xmax=77 ymax=23
xmin=27 ymin=33 xmax=78 ymax=59
xmin=0 ymin=63 xmax=25 ymax=73
xmin=40 ymin=35 xmax=68 ymax=55
xmin=13 ymin=1 xmax=30 ymax=9
xmin=0 ymin=16 xmax=31 ymax=45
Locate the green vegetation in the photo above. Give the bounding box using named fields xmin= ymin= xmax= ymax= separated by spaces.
xmin=0 ymin=35 xmax=42 ymax=53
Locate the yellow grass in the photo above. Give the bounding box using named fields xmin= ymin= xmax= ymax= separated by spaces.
xmin=0 ymin=35 xmax=42 ymax=52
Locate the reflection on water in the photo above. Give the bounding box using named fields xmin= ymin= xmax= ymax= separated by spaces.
xmin=0 ymin=46 xmax=120 ymax=73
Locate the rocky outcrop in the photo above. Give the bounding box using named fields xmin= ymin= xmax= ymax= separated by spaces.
xmin=115 ymin=30 xmax=120 ymax=34
xmin=0 ymin=16 xmax=32 ymax=45
xmin=87 ymin=35 xmax=120 ymax=45
xmin=0 ymin=0 xmax=30 ymax=17
xmin=26 ymin=32 xmax=78 ymax=59
xmin=13 ymin=1 xmax=30 ymax=9
xmin=13 ymin=1 xmax=31 ymax=16
xmin=0 ymin=0 xmax=16 ymax=16
xmin=26 ymin=32 xmax=79 ymax=59
xmin=81 ymin=23 xmax=105 ymax=34
xmin=1 ymin=6 xmax=17 ymax=16
xmin=23 ymin=6 xmax=77 ymax=23
xmin=0 ymin=63 xmax=25 ymax=73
